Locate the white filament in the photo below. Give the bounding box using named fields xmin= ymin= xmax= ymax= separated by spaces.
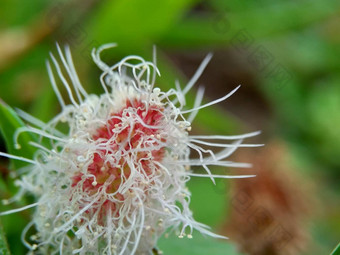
xmin=0 ymin=44 xmax=260 ymax=255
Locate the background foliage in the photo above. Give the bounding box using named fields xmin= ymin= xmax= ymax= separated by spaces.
xmin=0 ymin=0 xmax=339 ymax=254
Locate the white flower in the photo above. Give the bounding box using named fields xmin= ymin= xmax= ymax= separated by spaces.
xmin=0 ymin=43 xmax=259 ymax=254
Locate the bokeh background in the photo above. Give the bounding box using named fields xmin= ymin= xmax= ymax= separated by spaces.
xmin=0 ymin=0 xmax=339 ymax=254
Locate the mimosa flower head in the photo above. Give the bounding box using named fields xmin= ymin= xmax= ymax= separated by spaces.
xmin=0 ymin=43 xmax=260 ymax=254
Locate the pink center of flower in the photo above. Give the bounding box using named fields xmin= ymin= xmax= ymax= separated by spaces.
xmin=71 ymin=99 xmax=165 ymax=222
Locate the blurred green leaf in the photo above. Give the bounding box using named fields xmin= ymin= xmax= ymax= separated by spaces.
xmin=158 ymin=232 xmax=242 ymax=255
xmin=0 ymin=101 xmax=37 ymax=169
xmin=331 ymin=243 xmax=340 ymax=255
xmin=30 ymin=85 xmax=58 ymax=123
xmin=0 ymin=42 xmax=50 ymax=107
xmin=0 ymin=0 xmax=48 ymax=27
xmin=306 ymin=79 xmax=340 ymax=168
xmin=187 ymin=177 xmax=228 ymax=228
xmin=160 ymin=0 xmax=340 ymax=48
xmin=88 ymin=0 xmax=197 ymax=54
xmin=260 ymin=34 xmax=340 ymax=78
xmin=210 ymin=0 xmax=275 ymax=11
xmin=0 ymin=219 xmax=10 ymax=255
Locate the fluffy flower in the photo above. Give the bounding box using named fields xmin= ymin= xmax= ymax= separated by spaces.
xmin=0 ymin=43 xmax=259 ymax=254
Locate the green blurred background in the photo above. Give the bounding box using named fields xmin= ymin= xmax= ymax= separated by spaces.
xmin=0 ymin=0 xmax=339 ymax=254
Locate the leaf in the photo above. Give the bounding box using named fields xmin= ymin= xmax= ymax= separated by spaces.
xmin=331 ymin=243 xmax=340 ymax=255
xmin=0 ymin=219 xmax=11 ymax=255
xmin=0 ymin=100 xmax=37 ymax=169
xmin=87 ymin=0 xmax=198 ymax=54
xmin=0 ymin=0 xmax=49 ymax=27
xmin=187 ymin=177 xmax=228 ymax=228
xmin=30 ymin=85 xmax=58 ymax=123
xmin=158 ymin=232 xmax=243 ymax=255
xmin=159 ymin=0 xmax=340 ymax=48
